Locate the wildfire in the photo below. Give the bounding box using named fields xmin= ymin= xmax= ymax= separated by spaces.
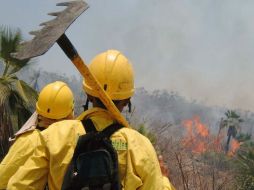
xmin=181 ymin=116 xmax=210 ymax=153
xmin=228 ymin=139 xmax=241 ymax=156
xmin=181 ymin=116 xmax=240 ymax=155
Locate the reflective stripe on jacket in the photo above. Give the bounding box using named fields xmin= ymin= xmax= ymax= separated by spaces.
xmin=8 ymin=107 xmax=175 ymax=190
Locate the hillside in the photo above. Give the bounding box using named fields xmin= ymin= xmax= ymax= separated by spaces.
xmin=2 ymin=65 xmax=254 ymax=189
xmin=14 ymin=66 xmax=254 ymax=138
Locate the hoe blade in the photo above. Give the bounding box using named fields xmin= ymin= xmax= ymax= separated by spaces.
xmin=12 ymin=1 xmax=89 ymax=60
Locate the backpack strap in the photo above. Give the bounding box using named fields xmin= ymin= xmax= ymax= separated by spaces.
xmin=81 ymin=118 xmax=97 ymax=133
xmin=65 ymin=119 xmax=124 ymax=190
xmin=82 ymin=118 xmax=124 ymax=137
xmin=101 ymin=123 xmax=124 ymax=138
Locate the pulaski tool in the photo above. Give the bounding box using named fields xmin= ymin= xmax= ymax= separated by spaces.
xmin=12 ymin=1 xmax=130 ymax=128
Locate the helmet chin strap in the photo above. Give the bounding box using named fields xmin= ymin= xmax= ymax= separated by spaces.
xmin=83 ymin=98 xmax=132 ymax=113
xmin=83 ymin=98 xmax=90 ymax=111
xmin=128 ymin=101 xmax=132 ymax=113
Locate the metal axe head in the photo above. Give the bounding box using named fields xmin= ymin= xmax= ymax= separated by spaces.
xmin=12 ymin=0 xmax=89 ymax=60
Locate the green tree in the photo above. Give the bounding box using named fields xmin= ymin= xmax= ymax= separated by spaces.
xmin=219 ymin=110 xmax=243 ymax=153
xmin=235 ymin=144 xmax=254 ymax=189
xmin=0 ymin=27 xmax=38 ymax=159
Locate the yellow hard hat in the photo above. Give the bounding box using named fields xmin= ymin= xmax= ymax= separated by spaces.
xmin=83 ymin=50 xmax=134 ymax=100
xmin=36 ymin=81 xmax=74 ymax=119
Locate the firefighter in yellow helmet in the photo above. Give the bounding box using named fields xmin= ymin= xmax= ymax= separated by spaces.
xmin=0 ymin=81 xmax=74 ymax=189
xmin=7 ymin=50 xmax=175 ymax=190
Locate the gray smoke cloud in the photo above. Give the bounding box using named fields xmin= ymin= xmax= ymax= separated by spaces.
xmin=115 ymin=0 xmax=254 ymax=111
xmin=1 ymin=0 xmax=254 ymax=111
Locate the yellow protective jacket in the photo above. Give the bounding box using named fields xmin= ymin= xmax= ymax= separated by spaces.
xmin=0 ymin=112 xmax=39 ymax=189
xmin=0 ymin=130 xmax=40 ymax=189
xmin=8 ymin=108 xmax=175 ymax=190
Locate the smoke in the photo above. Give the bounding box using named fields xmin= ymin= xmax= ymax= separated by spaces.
xmin=1 ymin=0 xmax=254 ymax=111
xmin=116 ymin=0 xmax=254 ymax=111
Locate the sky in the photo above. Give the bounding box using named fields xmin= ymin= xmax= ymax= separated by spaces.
xmin=1 ymin=0 xmax=254 ymax=111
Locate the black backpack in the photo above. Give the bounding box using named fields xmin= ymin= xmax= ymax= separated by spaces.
xmin=61 ymin=119 xmax=123 ymax=190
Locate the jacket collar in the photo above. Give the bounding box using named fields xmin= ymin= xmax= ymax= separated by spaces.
xmin=76 ymin=107 xmax=116 ymax=131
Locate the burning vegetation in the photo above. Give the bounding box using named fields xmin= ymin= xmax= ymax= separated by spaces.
xmin=136 ymin=110 xmax=254 ymax=190
xmin=181 ymin=116 xmax=240 ymax=155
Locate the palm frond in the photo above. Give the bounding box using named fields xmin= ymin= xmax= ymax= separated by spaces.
xmin=7 ymin=58 xmax=30 ymax=75
xmin=0 ymin=82 xmax=10 ymax=105
xmin=0 ymin=26 xmax=21 ymax=60
xmin=16 ymin=80 xmax=38 ymax=108
xmin=15 ymin=80 xmax=29 ymax=102
xmin=225 ymin=110 xmax=241 ymax=119
xmin=0 ymin=26 xmax=36 ymax=159
xmin=0 ymin=26 xmax=30 ymax=76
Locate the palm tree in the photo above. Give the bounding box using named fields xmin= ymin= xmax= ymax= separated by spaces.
xmin=219 ymin=110 xmax=243 ymax=153
xmin=0 ymin=26 xmax=38 ymax=159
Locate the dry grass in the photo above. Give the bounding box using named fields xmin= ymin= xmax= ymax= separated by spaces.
xmin=151 ymin=124 xmax=237 ymax=190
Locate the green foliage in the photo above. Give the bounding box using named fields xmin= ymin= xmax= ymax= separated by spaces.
xmin=236 ymin=133 xmax=252 ymax=143
xmin=0 ymin=26 xmax=38 ymax=159
xmin=220 ymin=110 xmax=243 ymax=152
xmin=0 ymin=26 xmax=30 ymax=76
xmin=237 ymin=175 xmax=254 ymax=190
xmin=234 ymin=142 xmax=254 ymax=189
xmin=225 ymin=110 xmax=243 ymax=122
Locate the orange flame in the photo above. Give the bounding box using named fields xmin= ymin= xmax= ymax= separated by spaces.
xmin=231 ymin=139 xmax=240 ymax=152
xmin=181 ymin=116 xmax=228 ymax=154
xmin=196 ymin=122 xmax=209 ymax=137
xmin=182 ymin=116 xmax=242 ymax=155
xmin=228 ymin=139 xmax=241 ymax=156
